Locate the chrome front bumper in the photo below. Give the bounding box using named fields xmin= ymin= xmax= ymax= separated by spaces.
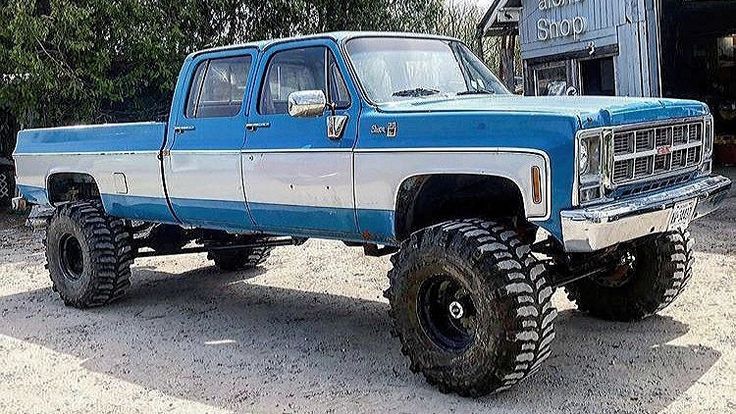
xmin=561 ymin=175 xmax=732 ymax=252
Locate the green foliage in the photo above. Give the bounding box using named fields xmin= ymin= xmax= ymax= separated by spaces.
xmin=0 ymin=0 xmax=456 ymax=129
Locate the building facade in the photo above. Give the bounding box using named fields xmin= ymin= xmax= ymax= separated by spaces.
xmin=479 ymin=0 xmax=736 ymax=162
xmin=481 ymin=0 xmax=661 ymax=97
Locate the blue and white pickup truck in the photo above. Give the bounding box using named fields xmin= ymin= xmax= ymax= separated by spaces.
xmin=12 ymin=32 xmax=732 ymax=396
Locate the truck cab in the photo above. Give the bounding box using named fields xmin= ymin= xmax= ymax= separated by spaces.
xmin=12 ymin=32 xmax=732 ymax=397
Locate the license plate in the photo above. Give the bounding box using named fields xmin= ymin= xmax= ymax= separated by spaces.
xmin=668 ymin=198 xmax=698 ymax=231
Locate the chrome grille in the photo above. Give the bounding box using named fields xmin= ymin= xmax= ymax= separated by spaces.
xmin=634 ymin=157 xmax=652 ymax=178
xmin=653 ymin=154 xmax=670 ymax=172
xmin=686 ymin=146 xmax=700 ymax=165
xmin=635 ymin=130 xmax=654 ymax=151
xmin=688 ymin=123 xmax=702 ymax=142
xmin=656 ymin=127 xmax=671 ymax=147
xmin=614 ymin=132 xmax=634 ymax=155
xmin=672 ymin=149 xmax=686 ymax=168
xmin=613 ymin=160 xmax=632 ymax=182
xmin=611 ymin=119 xmax=705 ymax=185
xmin=672 ymin=125 xmax=686 ymax=145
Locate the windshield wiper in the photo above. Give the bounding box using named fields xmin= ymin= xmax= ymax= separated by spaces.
xmin=392 ymin=87 xmax=441 ymax=98
xmin=456 ymin=89 xmax=495 ymax=96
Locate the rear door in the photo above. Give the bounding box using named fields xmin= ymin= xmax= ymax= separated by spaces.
xmin=164 ymin=49 xmax=258 ymax=231
xmin=242 ymin=39 xmax=360 ymax=239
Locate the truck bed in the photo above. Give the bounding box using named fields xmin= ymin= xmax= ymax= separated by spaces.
xmin=13 ymin=122 xmax=176 ymax=222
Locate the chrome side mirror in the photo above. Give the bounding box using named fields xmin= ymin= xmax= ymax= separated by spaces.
xmin=288 ymin=90 xmax=327 ymax=118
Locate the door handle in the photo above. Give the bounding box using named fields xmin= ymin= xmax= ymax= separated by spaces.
xmin=174 ymin=125 xmax=195 ymax=134
xmin=327 ymin=115 xmax=348 ymax=140
xmin=246 ymin=122 xmax=271 ymax=132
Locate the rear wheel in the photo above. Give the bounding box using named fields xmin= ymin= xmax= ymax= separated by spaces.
xmin=46 ymin=200 xmax=133 ymax=308
xmin=385 ymin=219 xmax=557 ymax=396
xmin=565 ymin=229 xmax=694 ymax=321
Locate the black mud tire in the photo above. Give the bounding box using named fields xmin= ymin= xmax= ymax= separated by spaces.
xmin=385 ymin=219 xmax=557 ymax=397
xmin=208 ymin=246 xmax=272 ymax=271
xmin=565 ymin=229 xmax=694 ymax=322
xmin=46 ymin=200 xmax=133 ymax=308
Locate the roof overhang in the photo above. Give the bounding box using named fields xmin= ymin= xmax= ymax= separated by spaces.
xmin=478 ymin=0 xmax=522 ymax=38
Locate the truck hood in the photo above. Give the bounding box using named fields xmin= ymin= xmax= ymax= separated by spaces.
xmin=376 ymin=95 xmax=710 ymax=128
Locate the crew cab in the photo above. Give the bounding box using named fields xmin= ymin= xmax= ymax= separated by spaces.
xmin=13 ymin=32 xmax=732 ymax=396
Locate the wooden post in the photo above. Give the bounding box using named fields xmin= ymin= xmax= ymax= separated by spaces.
xmin=500 ymin=34 xmax=516 ymax=91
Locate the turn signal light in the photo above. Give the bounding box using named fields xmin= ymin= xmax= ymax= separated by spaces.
xmin=531 ymin=166 xmax=542 ymax=205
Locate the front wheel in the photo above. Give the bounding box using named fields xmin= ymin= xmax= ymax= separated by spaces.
xmin=565 ymin=229 xmax=694 ymax=321
xmin=46 ymin=200 xmax=133 ymax=308
xmin=385 ymin=219 xmax=557 ymax=396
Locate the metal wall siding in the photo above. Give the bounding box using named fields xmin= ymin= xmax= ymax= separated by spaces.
xmin=521 ymin=0 xmax=625 ymax=59
xmin=520 ymin=0 xmax=662 ymax=98
xmin=644 ymin=0 xmax=661 ymax=97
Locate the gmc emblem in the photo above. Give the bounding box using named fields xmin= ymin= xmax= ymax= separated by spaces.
xmin=657 ymin=145 xmax=672 ymax=155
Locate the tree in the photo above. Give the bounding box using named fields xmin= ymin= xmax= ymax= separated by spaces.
xmin=0 ymin=0 xmax=451 ymax=130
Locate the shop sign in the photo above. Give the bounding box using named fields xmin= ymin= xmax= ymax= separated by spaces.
xmin=537 ymin=0 xmax=588 ymax=41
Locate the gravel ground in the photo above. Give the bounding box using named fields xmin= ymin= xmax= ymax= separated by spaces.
xmin=1 ymin=168 xmax=735 ymax=414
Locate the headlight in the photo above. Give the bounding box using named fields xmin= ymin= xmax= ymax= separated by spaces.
xmin=579 ymin=136 xmax=601 ymax=175
xmin=576 ymin=130 xmax=610 ymax=205
xmin=700 ymin=116 xmax=714 ymax=176
xmin=579 ymin=142 xmax=589 ymax=174
xmin=704 ymin=116 xmax=714 ymax=158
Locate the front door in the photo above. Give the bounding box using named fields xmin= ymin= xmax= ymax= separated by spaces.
xmin=242 ymin=39 xmax=360 ymax=239
xmin=164 ymin=49 xmax=258 ymax=231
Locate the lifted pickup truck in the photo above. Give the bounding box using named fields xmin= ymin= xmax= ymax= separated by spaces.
xmin=13 ymin=32 xmax=732 ymax=396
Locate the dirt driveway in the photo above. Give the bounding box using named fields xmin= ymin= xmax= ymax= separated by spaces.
xmin=1 ymin=169 xmax=735 ymax=414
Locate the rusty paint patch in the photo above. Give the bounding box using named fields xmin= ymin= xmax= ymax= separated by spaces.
xmin=362 ymin=230 xmax=373 ymax=241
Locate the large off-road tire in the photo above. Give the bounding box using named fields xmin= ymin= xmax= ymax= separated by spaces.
xmin=46 ymin=200 xmax=133 ymax=308
xmin=207 ymin=246 xmax=272 ymax=271
xmin=385 ymin=219 xmax=557 ymax=396
xmin=565 ymin=229 xmax=694 ymax=322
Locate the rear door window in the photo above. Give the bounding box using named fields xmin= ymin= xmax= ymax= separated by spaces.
xmin=185 ymin=55 xmax=252 ymax=118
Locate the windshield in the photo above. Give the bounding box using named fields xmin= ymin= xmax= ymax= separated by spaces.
xmin=345 ymin=37 xmax=509 ymax=104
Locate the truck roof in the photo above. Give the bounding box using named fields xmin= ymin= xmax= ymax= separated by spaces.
xmin=189 ymin=31 xmax=461 ymax=58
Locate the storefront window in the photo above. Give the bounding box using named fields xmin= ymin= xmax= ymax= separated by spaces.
xmin=534 ymin=65 xmax=567 ymax=96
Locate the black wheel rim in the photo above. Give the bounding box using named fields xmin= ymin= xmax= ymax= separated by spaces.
xmin=417 ymin=274 xmax=476 ymax=352
xmin=59 ymin=233 xmax=84 ymax=280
